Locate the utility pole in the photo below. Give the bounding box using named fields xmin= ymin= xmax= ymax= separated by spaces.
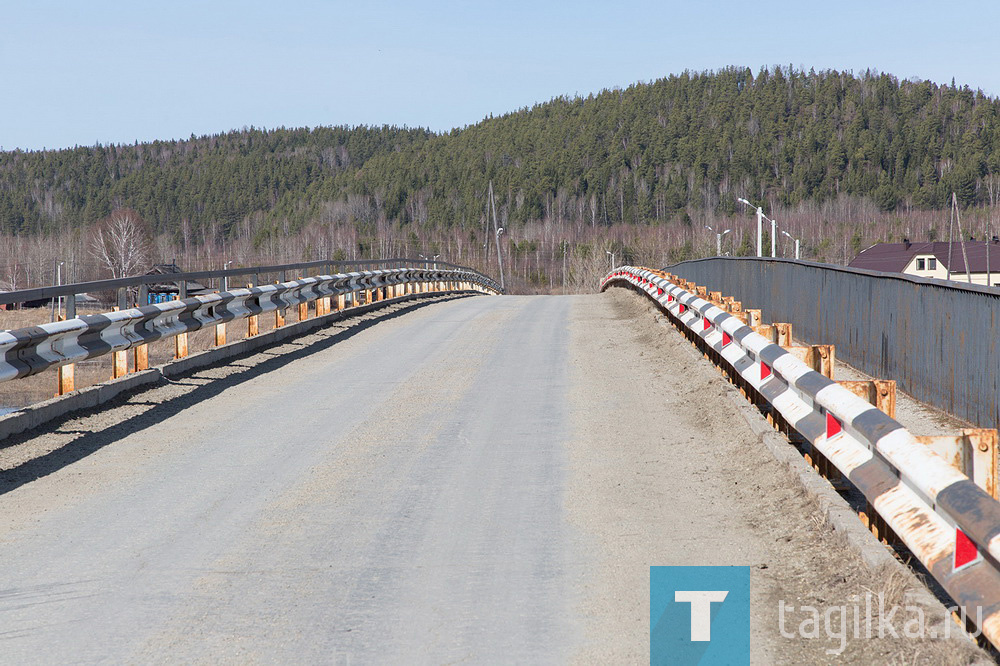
xmin=771 ymin=218 xmax=777 ymax=258
xmin=953 ymin=193 xmax=972 ymax=283
xmin=488 ymin=181 xmax=505 ymax=292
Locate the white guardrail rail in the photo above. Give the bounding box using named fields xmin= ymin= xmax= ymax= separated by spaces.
xmin=602 ymin=265 xmax=1000 ymax=647
xmin=0 ymin=266 xmax=500 ymax=387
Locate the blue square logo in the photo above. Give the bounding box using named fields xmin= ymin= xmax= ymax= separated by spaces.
xmin=650 ymin=566 xmax=751 ymax=665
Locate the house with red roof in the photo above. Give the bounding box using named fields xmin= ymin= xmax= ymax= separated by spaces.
xmin=848 ymin=240 xmax=1000 ymax=286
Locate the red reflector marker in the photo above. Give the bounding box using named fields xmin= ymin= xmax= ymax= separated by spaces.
xmin=955 ymin=528 xmax=981 ymax=570
xmin=761 ymin=362 xmax=771 ymax=380
xmin=721 ymin=332 xmax=731 ymax=346
xmin=678 ymin=304 xmax=686 ymax=314
xmin=703 ymin=318 xmax=711 ymax=331
xmin=826 ymin=412 xmax=842 ymax=438
xmin=657 ymin=288 xmax=663 ymax=296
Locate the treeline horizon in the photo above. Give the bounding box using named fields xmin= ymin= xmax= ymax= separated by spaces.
xmin=3 ymin=65 xmax=1000 ymax=293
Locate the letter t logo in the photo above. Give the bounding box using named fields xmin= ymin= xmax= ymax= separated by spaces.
xmin=674 ymin=590 xmax=729 ymax=641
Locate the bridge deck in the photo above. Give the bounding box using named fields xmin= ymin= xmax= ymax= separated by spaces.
xmin=0 ymin=292 xmax=978 ymax=662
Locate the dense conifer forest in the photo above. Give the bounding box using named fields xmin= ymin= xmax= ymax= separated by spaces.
xmin=3 ymin=66 xmax=1000 ymax=292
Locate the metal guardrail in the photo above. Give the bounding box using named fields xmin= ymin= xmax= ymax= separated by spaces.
xmin=0 ymin=265 xmax=500 ymax=392
xmin=2 ymin=257 xmax=493 ymax=317
xmin=602 ymin=266 xmax=1000 ymax=649
xmin=666 ymin=256 xmax=1000 ymax=434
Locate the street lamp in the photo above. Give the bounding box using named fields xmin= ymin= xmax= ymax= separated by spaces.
xmin=223 ymin=260 xmax=233 ymax=291
xmin=419 ymin=253 xmax=442 ymax=269
xmin=737 ymin=198 xmax=777 ymax=258
xmin=606 ymin=250 xmax=616 ymax=270
xmin=704 ymin=225 xmax=732 ymax=256
xmin=781 ymin=230 xmax=801 ymax=260
xmin=51 ymin=260 xmax=65 ymax=321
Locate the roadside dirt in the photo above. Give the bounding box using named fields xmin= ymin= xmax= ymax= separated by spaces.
xmin=565 ymin=288 xmax=989 ymax=664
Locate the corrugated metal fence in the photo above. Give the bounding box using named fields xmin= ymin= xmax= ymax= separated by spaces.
xmin=669 ymin=257 xmax=1000 ymax=430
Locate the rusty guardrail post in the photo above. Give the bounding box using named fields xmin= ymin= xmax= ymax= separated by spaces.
xmin=109 ymin=306 xmax=128 ymax=378
xmin=915 ymin=429 xmax=999 ymax=499
xmin=275 ymin=279 xmax=286 ymax=328
xmin=837 ymin=379 xmax=897 ymax=418
xmin=134 ymin=343 xmax=149 ymax=372
xmin=57 ymin=362 xmax=74 ymax=395
xmin=786 ymin=344 xmax=836 ymax=378
xmin=55 ymin=313 xmax=75 ymax=395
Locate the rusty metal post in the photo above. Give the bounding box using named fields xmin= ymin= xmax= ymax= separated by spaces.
xmin=109 ymin=307 xmax=128 ymax=378
xmin=134 ymin=344 xmax=149 ymax=372
xmin=175 ymin=332 xmax=188 ymax=359
xmin=275 ymin=307 xmax=285 ymax=328
xmin=915 ymin=429 xmax=998 ymax=499
xmin=753 ymin=324 xmax=775 ymax=342
xmin=57 ymin=362 xmax=75 ymax=395
xmin=838 ymin=379 xmax=897 ymax=418
xmin=812 ymin=344 xmax=835 ymax=378
xmin=872 ymin=379 xmax=897 ymax=418
xmin=789 ymin=345 xmax=836 ymax=378
xmin=215 ymin=322 xmax=226 ymax=346
xmin=745 ymin=309 xmax=761 ymax=327
xmin=298 ymin=301 xmax=308 ymax=321
xmin=112 ymin=349 xmax=127 ymax=378
xmin=967 ymin=429 xmax=998 ymax=499
xmin=774 ymin=323 xmax=793 ymax=347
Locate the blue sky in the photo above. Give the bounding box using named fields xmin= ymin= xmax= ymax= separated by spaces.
xmin=4 ymin=0 xmax=999 ymax=151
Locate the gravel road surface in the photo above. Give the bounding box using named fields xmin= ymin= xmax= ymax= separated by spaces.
xmin=0 ymin=292 xmax=986 ymax=664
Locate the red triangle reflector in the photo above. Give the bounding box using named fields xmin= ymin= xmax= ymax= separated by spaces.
xmin=703 ymin=318 xmax=711 ymax=331
xmin=955 ymin=528 xmax=981 ymax=570
xmin=721 ymin=332 xmax=731 ymax=346
xmin=657 ymin=288 xmax=663 ymax=296
xmin=826 ymin=412 xmax=842 ymax=438
xmin=678 ymin=304 xmax=686 ymax=314
xmin=667 ymin=294 xmax=673 ymax=302
xmin=761 ymin=362 xmax=771 ymax=380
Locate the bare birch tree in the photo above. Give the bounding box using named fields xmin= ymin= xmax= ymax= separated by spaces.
xmin=90 ymin=208 xmax=153 ymax=279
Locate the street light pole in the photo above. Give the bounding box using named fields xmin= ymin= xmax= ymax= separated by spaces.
xmin=757 ymin=207 xmax=763 ymax=257
xmin=704 ymin=225 xmax=732 ymax=256
xmin=737 ymin=198 xmax=765 ymax=257
xmin=771 ymin=218 xmax=777 ymax=258
xmin=605 ymin=250 xmax=615 ymax=270
xmin=488 ymin=180 xmax=505 ymax=292
xmin=781 ymin=230 xmax=801 ymax=260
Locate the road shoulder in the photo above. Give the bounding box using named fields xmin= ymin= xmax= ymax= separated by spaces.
xmin=564 ymin=289 xmax=987 ymax=664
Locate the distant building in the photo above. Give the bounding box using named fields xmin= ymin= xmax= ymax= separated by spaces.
xmin=143 ymin=262 xmax=212 ymax=302
xmin=849 ymin=240 xmax=1000 ymax=286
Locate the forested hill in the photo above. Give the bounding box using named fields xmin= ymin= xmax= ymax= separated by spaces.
xmin=3 ymin=66 xmax=1000 ymax=239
